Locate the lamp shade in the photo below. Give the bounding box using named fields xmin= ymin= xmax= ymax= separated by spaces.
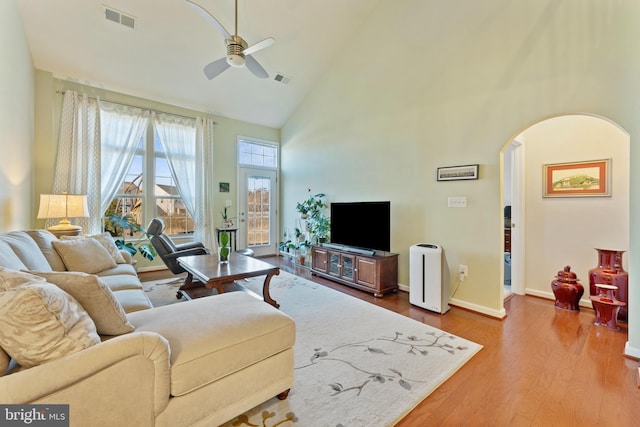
xmin=37 ymin=194 xmax=89 ymax=219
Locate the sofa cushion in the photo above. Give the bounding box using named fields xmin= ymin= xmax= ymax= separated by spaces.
xmin=33 ymin=271 xmax=135 ymax=336
xmin=0 ymin=267 xmax=45 ymax=291
xmin=25 ymin=230 xmax=67 ymax=271
xmin=112 ymin=289 xmax=154 ymax=313
xmin=0 ymin=231 xmax=52 ymax=271
xmin=62 ymin=232 xmax=126 ymax=264
xmin=0 ymin=240 xmax=28 ymax=271
xmin=52 ymin=238 xmax=118 ymax=274
xmin=98 ymin=274 xmax=143 ymax=291
xmin=127 ymin=292 xmax=295 ymax=397
xmin=96 ymin=263 xmax=138 ymax=278
xmin=0 ymin=282 xmax=100 ymax=368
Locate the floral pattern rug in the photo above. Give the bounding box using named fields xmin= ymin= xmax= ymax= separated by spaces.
xmin=143 ymin=271 xmax=482 ymax=427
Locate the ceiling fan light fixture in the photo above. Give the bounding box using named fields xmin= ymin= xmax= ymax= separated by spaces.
xmin=226 ymin=53 xmax=246 ymax=67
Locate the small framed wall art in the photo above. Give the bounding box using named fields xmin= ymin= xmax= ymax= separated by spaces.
xmin=219 ymin=182 xmax=230 ymax=193
xmin=543 ymin=159 xmax=610 ymax=197
xmin=436 ymin=164 xmax=479 ymax=181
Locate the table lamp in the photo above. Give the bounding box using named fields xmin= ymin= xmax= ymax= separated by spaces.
xmin=37 ymin=192 xmax=89 ymax=237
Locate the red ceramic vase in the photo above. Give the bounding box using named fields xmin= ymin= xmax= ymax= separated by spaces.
xmin=551 ymin=265 xmax=584 ymax=311
xmin=588 ymin=248 xmax=628 ymax=322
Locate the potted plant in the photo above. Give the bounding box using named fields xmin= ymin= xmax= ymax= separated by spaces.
xmin=298 ymin=242 xmax=309 ymax=265
xmin=313 ymin=215 xmax=330 ymax=243
xmin=106 ymin=213 xmax=157 ymax=261
xmin=220 ymin=206 xmax=235 ymax=228
xmin=296 ymin=191 xmax=326 ymax=219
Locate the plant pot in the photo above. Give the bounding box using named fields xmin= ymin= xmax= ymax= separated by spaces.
xmin=299 ymin=255 xmax=306 ymax=265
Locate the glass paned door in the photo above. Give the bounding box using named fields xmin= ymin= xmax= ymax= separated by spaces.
xmin=239 ymin=168 xmax=277 ymax=256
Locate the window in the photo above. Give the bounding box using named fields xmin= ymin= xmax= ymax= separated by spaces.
xmin=104 ymin=124 xmax=194 ymax=237
xmin=239 ymin=139 xmax=277 ymax=168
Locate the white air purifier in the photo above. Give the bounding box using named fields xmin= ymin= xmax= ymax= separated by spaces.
xmin=409 ymin=243 xmax=449 ymax=314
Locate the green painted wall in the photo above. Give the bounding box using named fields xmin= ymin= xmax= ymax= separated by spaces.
xmin=280 ymin=0 xmax=640 ymax=358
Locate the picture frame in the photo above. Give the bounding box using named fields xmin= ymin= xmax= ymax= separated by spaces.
xmin=543 ymin=159 xmax=610 ymax=197
xmin=436 ymin=164 xmax=479 ymax=181
xmin=219 ymin=182 xmax=230 ymax=193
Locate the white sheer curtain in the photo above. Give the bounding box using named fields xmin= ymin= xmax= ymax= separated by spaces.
xmin=51 ymin=91 xmax=101 ymax=233
xmin=195 ymin=117 xmax=217 ymax=250
xmin=153 ymin=112 xmax=197 ymax=221
xmin=99 ymin=102 xmax=149 ymax=216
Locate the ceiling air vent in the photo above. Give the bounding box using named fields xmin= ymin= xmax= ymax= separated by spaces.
xmin=104 ymin=6 xmax=136 ymax=29
xmin=274 ymin=73 xmax=291 ymax=85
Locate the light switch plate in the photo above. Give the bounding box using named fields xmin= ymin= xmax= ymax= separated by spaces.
xmin=448 ymin=196 xmax=467 ymax=208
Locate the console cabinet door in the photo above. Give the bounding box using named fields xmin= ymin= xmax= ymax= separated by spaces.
xmin=328 ymin=252 xmax=342 ymax=277
xmin=355 ymin=257 xmax=377 ymax=289
xmin=340 ymin=254 xmax=355 ymax=281
xmin=312 ymin=247 xmax=328 ymax=273
xmin=327 ymin=251 xmax=355 ymax=281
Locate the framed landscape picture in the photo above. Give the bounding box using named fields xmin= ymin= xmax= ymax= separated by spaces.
xmin=543 ymin=159 xmax=610 ymax=197
xmin=436 ymin=164 xmax=479 ymax=181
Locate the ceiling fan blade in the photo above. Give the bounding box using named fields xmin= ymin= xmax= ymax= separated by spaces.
xmin=203 ymin=57 xmax=231 ymax=80
xmin=185 ymin=0 xmax=232 ymax=39
xmin=243 ymin=37 xmax=275 ymax=56
xmin=245 ymin=55 xmax=269 ymax=79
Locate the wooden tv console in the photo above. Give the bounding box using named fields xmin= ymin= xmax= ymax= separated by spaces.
xmin=310 ymin=245 xmax=399 ymax=297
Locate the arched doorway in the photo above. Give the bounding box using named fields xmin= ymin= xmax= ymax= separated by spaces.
xmin=501 ymin=114 xmax=630 ymax=304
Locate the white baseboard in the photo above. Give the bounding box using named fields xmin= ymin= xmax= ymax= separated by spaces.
xmin=624 ymin=342 xmax=640 ymax=360
xmin=525 ymin=288 xmax=593 ymax=309
xmin=449 ymin=298 xmax=507 ymax=319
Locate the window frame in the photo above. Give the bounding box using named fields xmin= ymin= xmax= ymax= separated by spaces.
xmin=105 ymin=120 xmax=195 ymax=241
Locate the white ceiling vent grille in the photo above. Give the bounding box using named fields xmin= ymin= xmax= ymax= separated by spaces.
xmin=104 ymin=6 xmax=135 ymax=29
xmin=274 ymin=73 xmax=291 ymax=85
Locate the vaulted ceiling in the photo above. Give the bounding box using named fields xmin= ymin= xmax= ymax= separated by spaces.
xmin=18 ymin=0 xmax=382 ymax=128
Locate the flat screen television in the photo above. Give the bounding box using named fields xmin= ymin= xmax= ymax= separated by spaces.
xmin=330 ymin=201 xmax=391 ymax=252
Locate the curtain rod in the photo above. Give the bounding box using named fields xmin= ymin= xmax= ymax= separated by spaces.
xmin=56 ymin=90 xmax=217 ymax=124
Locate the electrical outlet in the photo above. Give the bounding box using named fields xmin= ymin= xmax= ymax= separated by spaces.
xmin=459 ymin=265 xmax=468 ymax=281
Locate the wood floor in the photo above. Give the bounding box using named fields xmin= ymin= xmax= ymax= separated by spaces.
xmin=141 ymin=255 xmax=640 ymax=426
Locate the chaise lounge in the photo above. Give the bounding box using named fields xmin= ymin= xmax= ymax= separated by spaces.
xmin=0 ymin=229 xmax=295 ymax=426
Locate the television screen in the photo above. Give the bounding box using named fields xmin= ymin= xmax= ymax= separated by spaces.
xmin=330 ymin=201 xmax=391 ymax=252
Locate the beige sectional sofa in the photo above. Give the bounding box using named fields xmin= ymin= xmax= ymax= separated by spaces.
xmin=0 ymin=230 xmax=295 ymax=427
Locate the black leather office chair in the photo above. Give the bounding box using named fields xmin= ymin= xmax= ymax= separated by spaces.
xmin=147 ymin=218 xmax=210 ymax=297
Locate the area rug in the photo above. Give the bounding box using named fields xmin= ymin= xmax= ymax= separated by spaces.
xmin=143 ymin=272 xmax=482 ymax=427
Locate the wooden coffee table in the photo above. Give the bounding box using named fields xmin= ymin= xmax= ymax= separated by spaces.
xmin=177 ymin=253 xmax=281 ymax=308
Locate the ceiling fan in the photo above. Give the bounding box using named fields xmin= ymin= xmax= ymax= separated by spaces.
xmin=186 ymin=0 xmax=275 ymax=80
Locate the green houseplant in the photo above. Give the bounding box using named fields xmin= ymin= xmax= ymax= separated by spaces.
xmin=296 ymin=192 xmax=326 ymax=219
xmin=106 ymin=214 xmax=157 ymax=261
xmin=296 ymin=192 xmax=329 ymax=244
xmin=218 ymin=230 xmax=231 ymax=263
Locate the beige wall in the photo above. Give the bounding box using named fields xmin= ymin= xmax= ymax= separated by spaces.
xmin=0 ymin=0 xmax=34 ymax=231
xmin=519 ymin=115 xmax=629 ymax=303
xmin=32 ymin=72 xmax=279 ymax=269
xmin=281 ymin=0 xmax=640 ymax=337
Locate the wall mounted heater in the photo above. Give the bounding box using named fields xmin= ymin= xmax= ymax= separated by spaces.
xmin=409 ymin=243 xmax=449 ymax=314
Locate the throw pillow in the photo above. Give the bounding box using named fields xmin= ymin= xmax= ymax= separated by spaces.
xmin=52 ymin=238 xmax=117 ymax=274
xmin=0 ymin=240 xmax=28 ymax=271
xmin=0 ymin=266 xmax=45 ymax=291
xmin=26 ymin=230 xmax=67 ymax=271
xmin=62 ymin=233 xmax=126 ymax=264
xmin=0 ymin=231 xmax=52 ymax=271
xmin=0 ymin=282 xmax=100 ymax=368
xmin=34 ymin=271 xmax=135 ymax=336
